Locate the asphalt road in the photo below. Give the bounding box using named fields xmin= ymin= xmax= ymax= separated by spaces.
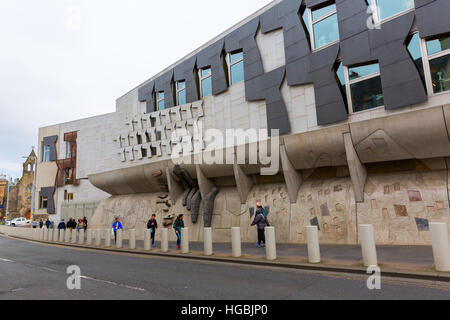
xmin=0 ymin=236 xmax=448 ymax=300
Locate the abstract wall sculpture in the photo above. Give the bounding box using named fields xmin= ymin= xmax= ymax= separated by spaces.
xmin=202 ymin=187 xmax=220 ymax=228
xmin=40 ymin=187 xmax=56 ymax=215
xmin=173 ymin=165 xmax=201 ymax=224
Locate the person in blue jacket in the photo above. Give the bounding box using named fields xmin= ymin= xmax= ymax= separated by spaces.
xmin=57 ymin=219 xmax=66 ymax=230
xmin=173 ymin=214 xmax=184 ymax=249
xmin=112 ymin=217 xmax=123 ymax=243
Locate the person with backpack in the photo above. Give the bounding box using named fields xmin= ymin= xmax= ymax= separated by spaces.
xmin=147 ymin=214 xmax=158 ymax=248
xmin=112 ymin=217 xmax=123 ymax=243
xmin=251 ymin=200 xmax=270 ymax=248
xmin=173 ymin=214 xmax=184 ymax=249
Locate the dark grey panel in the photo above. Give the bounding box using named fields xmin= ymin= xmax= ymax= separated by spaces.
xmin=40 ymin=187 xmax=56 ymax=215
xmin=197 ymin=39 xmax=228 ymax=95
xmin=138 ymin=81 xmax=155 ymax=114
xmin=174 ymin=56 xmax=199 ymax=103
xmin=337 ymin=1 xmax=427 ymax=110
xmin=43 ymin=135 xmax=58 ymax=162
xmin=154 ymin=70 xmax=175 ymax=109
xmin=415 ymin=0 xmax=450 ymax=38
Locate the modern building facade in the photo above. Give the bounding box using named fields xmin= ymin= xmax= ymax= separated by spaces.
xmin=35 ymin=0 xmax=450 ymax=245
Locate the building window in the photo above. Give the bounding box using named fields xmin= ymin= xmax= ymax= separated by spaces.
xmin=65 ymin=168 xmax=73 ymax=185
xmin=42 ymin=144 xmax=51 ymax=162
xmin=40 ymin=196 xmax=48 ymax=209
xmin=369 ymin=0 xmax=414 ymax=23
xmin=407 ymin=33 xmax=426 ymax=89
xmin=176 ymin=81 xmax=186 ymax=106
xmin=65 ymin=141 xmax=73 ymax=159
xmin=308 ymin=2 xmax=339 ymax=50
xmin=425 ymin=35 xmax=450 ymax=94
xmin=156 ymin=91 xmax=165 ymax=110
xmin=343 ymin=62 xmax=384 ymax=113
xmin=227 ymin=51 xmax=244 ymax=85
xmin=199 ymin=67 xmax=212 ymax=98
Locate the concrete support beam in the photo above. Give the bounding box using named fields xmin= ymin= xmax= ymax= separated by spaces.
xmin=166 ymin=166 xmax=184 ymax=203
xmin=280 ymin=144 xmax=302 ymax=203
xmin=196 ymin=165 xmax=216 ymax=198
xmin=233 ymin=160 xmax=254 ymax=204
xmin=344 ymin=133 xmax=367 ymax=203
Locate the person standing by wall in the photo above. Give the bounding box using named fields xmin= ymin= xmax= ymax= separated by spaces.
xmin=45 ymin=219 xmax=51 ymax=229
xmin=251 ymin=200 xmax=270 ymax=248
xmin=112 ymin=217 xmax=123 ymax=243
xmin=39 ymin=218 xmax=44 ymax=229
xmin=173 ymin=214 xmax=184 ymax=249
xmin=147 ymin=214 xmax=158 ymax=248
xmin=57 ymin=219 xmax=66 ymax=230
xmin=83 ymin=216 xmax=88 ymax=231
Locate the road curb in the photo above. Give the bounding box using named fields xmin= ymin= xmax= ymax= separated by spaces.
xmin=6 ymin=235 xmax=450 ymax=283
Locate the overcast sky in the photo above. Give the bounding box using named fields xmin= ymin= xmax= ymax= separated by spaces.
xmin=0 ymin=0 xmax=273 ymax=179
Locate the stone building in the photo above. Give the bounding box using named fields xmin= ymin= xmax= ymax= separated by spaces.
xmin=35 ymin=0 xmax=450 ymax=245
xmin=7 ymin=150 xmax=36 ymax=220
xmin=0 ymin=175 xmax=8 ymax=219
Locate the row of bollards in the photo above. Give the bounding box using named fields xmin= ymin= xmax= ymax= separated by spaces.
xmin=31 ymin=222 xmax=450 ymax=271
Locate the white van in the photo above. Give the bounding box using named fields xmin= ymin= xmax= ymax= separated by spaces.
xmin=10 ymin=218 xmax=31 ymax=227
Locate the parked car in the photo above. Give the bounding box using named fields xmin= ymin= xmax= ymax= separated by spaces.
xmin=10 ymin=218 xmax=31 ymax=227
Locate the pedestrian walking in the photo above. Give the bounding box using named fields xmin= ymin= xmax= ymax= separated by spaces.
xmin=251 ymin=200 xmax=270 ymax=248
xmin=83 ymin=216 xmax=88 ymax=231
xmin=173 ymin=214 xmax=184 ymax=249
xmin=112 ymin=217 xmax=123 ymax=243
xmin=45 ymin=219 xmax=51 ymax=229
xmin=39 ymin=218 xmax=44 ymax=229
xmin=32 ymin=220 xmax=37 ymax=229
xmin=147 ymin=214 xmax=158 ymax=248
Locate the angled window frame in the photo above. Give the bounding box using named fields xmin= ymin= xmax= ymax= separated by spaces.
xmin=176 ymin=80 xmax=186 ymax=106
xmin=420 ymin=34 xmax=450 ymax=96
xmin=307 ymin=2 xmax=340 ymax=51
xmin=156 ymin=91 xmax=165 ymax=111
xmin=199 ymin=67 xmax=212 ymax=98
xmin=369 ymin=0 xmax=415 ymax=26
xmin=226 ymin=50 xmax=245 ymax=85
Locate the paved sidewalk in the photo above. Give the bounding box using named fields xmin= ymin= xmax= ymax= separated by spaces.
xmin=116 ymin=239 xmax=436 ymax=270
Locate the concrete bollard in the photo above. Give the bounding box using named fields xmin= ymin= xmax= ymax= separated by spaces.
xmin=53 ymin=229 xmax=58 ymax=242
xmin=231 ymin=227 xmax=242 ymax=258
xmin=204 ymin=228 xmax=213 ymax=256
xmin=104 ymin=229 xmax=111 ymax=248
xmin=95 ymin=229 xmax=101 ymax=246
xmin=43 ymin=228 xmax=48 ymax=241
xmin=144 ymin=229 xmax=151 ymax=251
xmin=78 ymin=229 xmax=84 ymax=245
xmin=181 ymin=228 xmax=189 ymax=254
xmin=39 ymin=228 xmax=44 ymax=241
xmin=265 ymin=227 xmax=277 ymax=261
xmin=72 ymin=230 xmax=77 ymax=244
xmin=129 ymin=229 xmax=136 ymax=250
xmin=430 ymin=222 xmax=450 ymax=272
xmin=161 ymin=228 xmax=169 ymax=252
xmin=86 ymin=229 xmax=92 ymax=245
xmin=48 ymin=228 xmax=53 ymax=242
xmin=65 ymin=229 xmax=71 ymax=243
xmin=59 ymin=229 xmax=64 ymax=242
xmin=116 ymin=229 xmax=123 ymax=249
xmin=306 ymin=226 xmax=321 ymax=263
xmin=359 ymin=224 xmax=378 ymax=267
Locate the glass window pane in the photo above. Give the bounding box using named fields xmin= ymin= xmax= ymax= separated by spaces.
xmin=177 ymin=81 xmax=186 ymax=90
xmin=201 ymin=68 xmax=211 ymax=78
xmin=377 ymin=0 xmax=414 ymax=21
xmin=336 ymin=62 xmax=348 ymax=107
xmin=426 ymin=37 xmax=450 ymax=56
xmin=348 ymin=63 xmax=380 ymax=81
xmin=201 ymin=77 xmax=212 ymax=97
xmin=302 ymin=9 xmax=310 ymax=34
xmin=158 ymin=100 xmax=165 ymax=110
xmin=230 ymin=52 xmax=243 ymax=64
xmin=230 ymin=60 xmax=245 ymax=85
xmin=429 ymin=54 xmax=450 ymax=94
xmin=407 ymin=33 xmax=425 ymax=86
xmin=177 ymin=89 xmax=186 ymax=105
xmin=351 ymin=75 xmax=384 ymax=112
xmin=312 ymin=4 xmax=336 ymax=21
xmin=157 ymin=92 xmax=164 ymax=100
xmin=313 ymin=13 xmax=339 ymax=49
